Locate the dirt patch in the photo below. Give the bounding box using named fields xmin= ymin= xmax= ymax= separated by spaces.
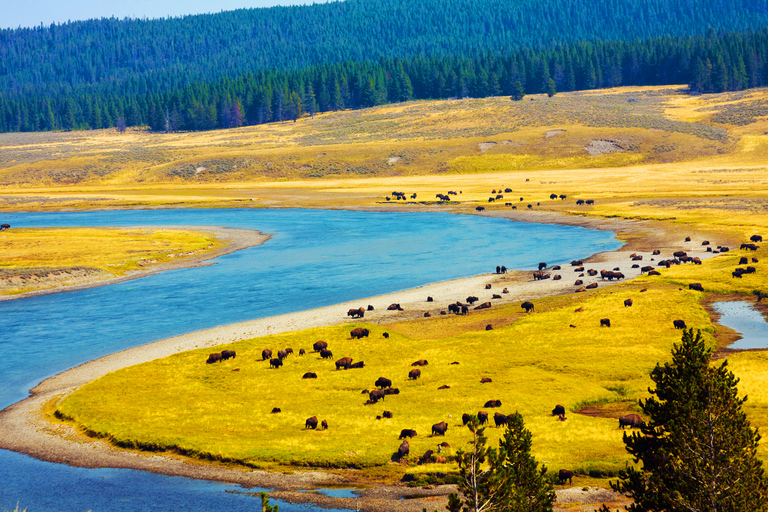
xmin=387 ymin=157 xmax=402 ymax=166
xmin=575 ymin=400 xmax=639 ymax=420
xmin=585 ymin=139 xmax=625 ymax=156
xmin=478 ymin=142 xmax=497 ymax=153
xmin=556 ymin=486 xmax=630 ymax=512
xmin=546 ymin=130 xmax=566 ymax=138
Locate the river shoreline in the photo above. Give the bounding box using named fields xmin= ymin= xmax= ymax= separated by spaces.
xmin=0 ymin=209 xmax=723 ymax=511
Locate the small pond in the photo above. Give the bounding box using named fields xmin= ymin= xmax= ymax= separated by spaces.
xmin=713 ymin=301 xmax=768 ymax=350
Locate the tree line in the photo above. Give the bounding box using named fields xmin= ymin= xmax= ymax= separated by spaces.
xmin=2 ymin=28 xmax=768 ymax=133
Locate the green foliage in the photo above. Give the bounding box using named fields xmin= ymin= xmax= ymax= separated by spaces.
xmin=260 ymin=491 xmax=278 ymax=512
xmin=452 ymin=415 xmax=554 ymax=512
xmin=609 ymin=329 xmax=768 ymax=512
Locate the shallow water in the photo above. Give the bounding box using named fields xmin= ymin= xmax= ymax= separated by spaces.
xmin=0 ymin=208 xmax=621 ymax=511
xmin=713 ymin=301 xmax=768 ymax=350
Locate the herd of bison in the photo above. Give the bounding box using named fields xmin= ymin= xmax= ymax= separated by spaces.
xmin=202 ymin=232 xmax=762 ymax=485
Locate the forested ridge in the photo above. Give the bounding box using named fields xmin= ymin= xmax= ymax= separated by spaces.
xmin=2 ymin=0 xmax=768 ymax=133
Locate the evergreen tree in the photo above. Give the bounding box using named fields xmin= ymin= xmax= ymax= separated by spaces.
xmin=449 ymin=414 xmax=554 ymax=512
xmin=546 ymin=78 xmax=556 ymax=97
xmin=604 ymin=329 xmax=768 ymax=512
xmin=511 ymin=80 xmax=525 ymax=101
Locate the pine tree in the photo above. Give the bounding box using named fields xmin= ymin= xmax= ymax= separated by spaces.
xmin=604 ymin=329 xmax=768 ymax=512
xmin=449 ymin=414 xmax=554 ymax=512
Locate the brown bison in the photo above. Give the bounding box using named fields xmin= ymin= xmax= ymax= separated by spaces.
xmin=574 ymin=279 xmax=583 ymax=286
xmin=431 ymin=421 xmax=448 ymax=436
xmin=673 ymin=319 xmax=687 ymax=329
xmin=398 ymin=439 xmax=410 ymax=458
xmin=221 ymin=350 xmax=236 ymax=360
xmin=474 ymin=302 xmax=492 ymax=310
xmin=624 ymin=298 xmax=633 ymax=307
xmin=419 ymin=449 xmax=435 ymax=464
xmin=751 ymin=235 xmax=763 ymax=242
xmin=641 ymin=265 xmax=653 ymax=273
xmin=206 ymin=353 xmax=222 ymax=364
xmin=586 ymin=283 xmax=598 ymax=289
xmin=689 ymin=283 xmax=704 ymax=291
xmin=261 ymin=349 xmax=272 ymax=360
xmin=521 ymin=301 xmax=534 ymax=313
xmin=347 ymin=307 xmax=365 ymax=318
xmin=411 ymin=359 xmax=429 ymax=366
xmin=494 ymin=412 xmax=508 ymax=427
xmin=587 ymin=269 xmax=598 ymax=276
xmin=387 ymin=303 xmax=404 ymax=311
xmin=349 ymin=361 xmax=365 ymax=369
xmin=619 ymin=413 xmax=644 ymax=429
xmin=466 ymin=296 xmax=479 ymax=304
xmin=462 ymin=413 xmax=472 ymax=425
xmin=369 ymin=389 xmax=386 ymax=402
xmin=552 ymin=404 xmax=566 ymax=416
xmin=270 ymin=358 xmax=283 ymax=369
xmin=647 ymin=270 xmax=661 ymax=276
xmin=320 ymin=349 xmax=333 ymax=359
xmin=553 ymin=274 xmax=561 ymax=280
xmin=302 ymin=372 xmax=317 ymax=379
xmin=438 ymin=384 xmax=450 ymax=389
xmin=321 ymin=420 xmax=328 ymax=430
xmin=305 ymin=416 xmax=318 ymax=429
xmin=673 ymin=251 xmax=687 ymax=259
xmin=571 ymin=260 xmax=583 ymax=266
xmin=480 ymin=377 xmax=492 ymax=383
xmin=492 ymin=293 xmax=502 ymax=299
xmin=399 ymin=428 xmax=417 ymax=439
xmin=382 ymin=410 xmax=393 ymax=418
xmin=575 ymin=286 xmax=586 ymax=293
xmin=299 ymin=348 xmax=305 ymax=355
xmin=312 ymin=341 xmax=328 ymax=352
xmin=408 ymin=369 xmax=421 ymax=380
xmin=271 ymin=407 xmax=281 ymax=414
xmin=277 ymin=349 xmax=288 ymax=360
xmin=335 ymin=357 xmax=353 ymax=370
xmin=478 ymin=411 xmax=489 ymax=425
xmin=741 ymin=243 xmax=759 ymax=251
xmin=375 ymin=377 xmax=393 ymax=389
xmin=538 ymin=262 xmax=547 ymax=271
xmin=600 ymin=318 xmax=611 ymax=327
xmin=559 ymin=469 xmax=575 ymax=484
xmin=652 ymin=249 xmax=661 ymax=255
xmin=484 ymin=399 xmax=502 ymax=408
xmin=350 ymin=327 xmax=370 ymax=339
xmin=384 ymin=388 xmax=401 ymax=395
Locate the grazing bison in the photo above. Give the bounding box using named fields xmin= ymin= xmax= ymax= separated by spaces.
xmin=412 ymin=359 xmax=429 ymax=366
xmin=321 ymin=420 xmax=328 ymax=430
xmin=466 ymin=296 xmax=479 ymax=304
xmin=349 ymin=361 xmax=365 ymax=369
xmin=277 ymin=350 xmax=288 ymax=360
xmin=375 ymin=377 xmax=393 ymax=389
xmin=270 ymin=358 xmax=283 ymax=369
xmin=673 ymin=319 xmax=687 ymax=329
xmin=382 ymin=332 xmax=389 ymax=338
xmin=312 ymin=341 xmax=328 ymax=352
xmin=552 ymin=404 xmax=565 ymax=416
xmin=398 ymin=439 xmax=410 ymax=458
xmin=271 ymin=407 xmax=281 ymax=414
xmin=261 ymin=349 xmax=273 ymax=360
xmin=585 ymin=200 xmax=594 ymax=205
xmin=382 ymin=411 xmax=393 ymax=418
xmin=494 ymin=412 xmax=508 ymax=427
xmin=320 ymin=349 xmax=333 ymax=359
xmin=221 ymin=350 xmax=236 ymax=360
xmin=480 ymin=377 xmax=492 ymax=383
xmin=335 ymin=357 xmax=353 ymax=370
xmin=462 ymin=413 xmax=472 ymax=425
xmin=619 ymin=413 xmax=644 ymax=429
xmin=484 ymin=399 xmax=502 ymax=408
xmin=206 ymin=353 xmax=222 ymax=364
xmin=387 ymin=303 xmax=403 ymax=311
xmin=521 ymin=301 xmax=534 ymax=313
xmin=624 ymin=298 xmax=633 ymax=307
xmin=751 ymin=235 xmax=763 ymax=242
xmin=305 ymin=416 xmax=318 ymax=429
xmin=369 ymin=389 xmax=386 ymax=403
xmin=408 ymin=369 xmax=421 ymax=380
xmin=347 ymin=307 xmax=365 ymax=318
xmin=532 ymin=271 xmax=544 ymax=281
xmin=741 ymin=243 xmax=759 ymax=251
xmin=350 ymin=327 xmax=370 ymax=339
xmin=600 ymin=318 xmax=611 ymax=327
xmin=399 ymin=429 xmax=417 ymax=439
xmin=689 ymin=283 xmax=704 ymax=291
xmin=474 ymin=302 xmax=492 ymax=310
xmin=576 ymin=199 xmax=585 ymax=205
xmin=302 ymin=372 xmax=317 ymax=379
xmin=641 ymin=266 xmax=653 ymax=273
xmin=476 ymin=206 xmax=485 ymax=211
xmin=299 ymin=348 xmax=305 ymax=356
xmin=0 ymin=224 xmax=9 ymax=230
xmin=478 ymin=411 xmax=489 ymax=425
xmin=740 ymin=257 xmax=749 ymax=265
xmin=559 ymin=469 xmax=575 ymax=484
xmin=432 ymin=421 xmax=448 ymax=436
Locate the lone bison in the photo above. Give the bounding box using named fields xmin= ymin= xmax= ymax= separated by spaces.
xmin=600 ymin=318 xmax=611 ymax=327
xmin=431 ymin=421 xmax=448 ymax=436
xmin=619 ymin=413 xmax=644 ymax=429
xmin=689 ymin=283 xmax=704 ymax=291
xmin=552 ymin=404 xmax=565 ymax=416
xmin=624 ymin=299 xmax=633 ymax=307
xmin=305 ymin=416 xmax=318 ymax=429
xmin=559 ymin=469 xmax=575 ymax=484
xmin=673 ymin=319 xmax=687 ymax=329
xmin=521 ymin=301 xmax=534 ymax=313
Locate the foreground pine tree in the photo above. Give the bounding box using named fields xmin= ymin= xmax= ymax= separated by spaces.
xmin=448 ymin=413 xmax=554 ymax=512
xmin=604 ymin=328 xmax=768 ymax=511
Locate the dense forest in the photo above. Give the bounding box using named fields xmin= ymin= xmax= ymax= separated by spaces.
xmin=2 ymin=0 xmax=768 ymax=133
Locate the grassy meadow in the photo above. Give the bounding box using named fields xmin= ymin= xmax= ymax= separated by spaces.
xmin=0 ymin=227 xmax=224 ymax=295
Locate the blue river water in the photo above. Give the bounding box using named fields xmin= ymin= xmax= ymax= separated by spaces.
xmin=0 ymin=208 xmax=621 ymax=511
xmin=712 ymin=301 xmax=768 ymax=350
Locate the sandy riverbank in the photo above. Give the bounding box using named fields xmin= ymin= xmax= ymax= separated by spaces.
xmin=0 ymin=226 xmax=272 ymax=301
xmin=0 ymin=211 xmax=724 ymax=511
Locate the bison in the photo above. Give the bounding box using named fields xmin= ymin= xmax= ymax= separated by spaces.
xmin=586 ymin=283 xmax=598 ymax=289
xmin=619 ymin=413 xmax=644 ymax=429
xmin=299 ymin=348 xmax=305 ymax=356
xmin=261 ymin=349 xmax=272 ymax=360
xmin=431 ymin=421 xmax=448 ymax=436
xmin=302 ymin=372 xmax=317 ymax=379
xmin=221 ymin=350 xmax=236 ymax=360
xmin=624 ymin=298 xmax=633 ymax=307
xmin=480 ymin=377 xmax=492 ymax=383
xmin=521 ymin=301 xmax=534 ymax=313
xmin=559 ymin=469 xmax=575 ymax=484
xmin=382 ymin=411 xmax=393 ymax=418
xmin=411 ymin=359 xmax=429 ymax=366
xmin=466 ymin=296 xmax=479 ymax=304
xmin=384 ymin=387 xmax=401 ymax=395
xmin=751 ymin=235 xmax=763 ymax=243
xmin=474 ymin=302 xmax=492 ymax=310
xmin=673 ymin=319 xmax=687 ymax=329
xmin=305 ymin=416 xmax=318 ymax=429
xmin=494 ymin=412 xmax=508 ymax=427
xmin=689 ymin=283 xmax=704 ymax=291
xmin=350 ymin=327 xmax=370 ymax=339
xmin=408 ymin=369 xmax=421 ymax=380
xmin=387 ymin=303 xmax=403 ymax=311
xmin=312 ymin=341 xmax=328 ymax=352
xmin=399 ymin=429 xmax=417 ymax=439
xmin=369 ymin=389 xmax=386 ymax=402
xmin=271 ymin=407 xmax=281 ymax=414
xmin=270 ymin=358 xmax=283 ymax=369
xmin=552 ymin=404 xmax=565 ymax=416
xmin=478 ymin=411 xmax=489 ymax=425
xmin=600 ymin=318 xmax=611 ymax=327
xmin=484 ymin=399 xmax=502 ymax=408
xmin=206 ymin=353 xmax=222 ymax=364
xmin=462 ymin=413 xmax=471 ymax=425
xmin=335 ymin=357 xmax=353 ymax=370
xmin=375 ymin=377 xmax=393 ymax=389
xmin=349 ymin=361 xmax=365 ymax=369
xmin=347 ymin=307 xmax=365 ymax=318
xmin=277 ymin=349 xmax=288 ymax=360
xmin=320 ymin=349 xmax=333 ymax=359
xmin=397 ymin=439 xmax=410 ymax=458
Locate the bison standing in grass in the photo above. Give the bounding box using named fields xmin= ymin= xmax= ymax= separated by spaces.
xmin=269 ymin=358 xmax=283 ymax=369
xmin=206 ymin=353 xmax=222 ymax=364
xmin=431 ymin=421 xmax=448 ymax=436
xmin=305 ymin=416 xmax=318 ymax=429
xmin=398 ymin=439 xmax=410 ymax=458
xmin=261 ymin=349 xmax=272 ymax=360
xmin=552 ymin=404 xmax=565 ymax=416
xmin=521 ymin=301 xmax=534 ymax=313
xmin=408 ymin=369 xmax=421 ymax=380
xmin=320 ymin=349 xmax=333 ymax=359
xmin=375 ymin=377 xmax=393 ymax=389
xmin=478 ymin=411 xmax=489 ymax=425
xmin=619 ymin=413 xmax=644 ymax=429
xmin=312 ymin=341 xmax=327 ymax=352
xmin=673 ymin=319 xmax=687 ymax=329
xmin=559 ymin=469 xmax=575 ymax=484
xmin=399 ymin=429 xmax=417 ymax=439
xmin=335 ymin=357 xmax=353 ymax=370
xmin=350 ymin=327 xmax=370 ymax=339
